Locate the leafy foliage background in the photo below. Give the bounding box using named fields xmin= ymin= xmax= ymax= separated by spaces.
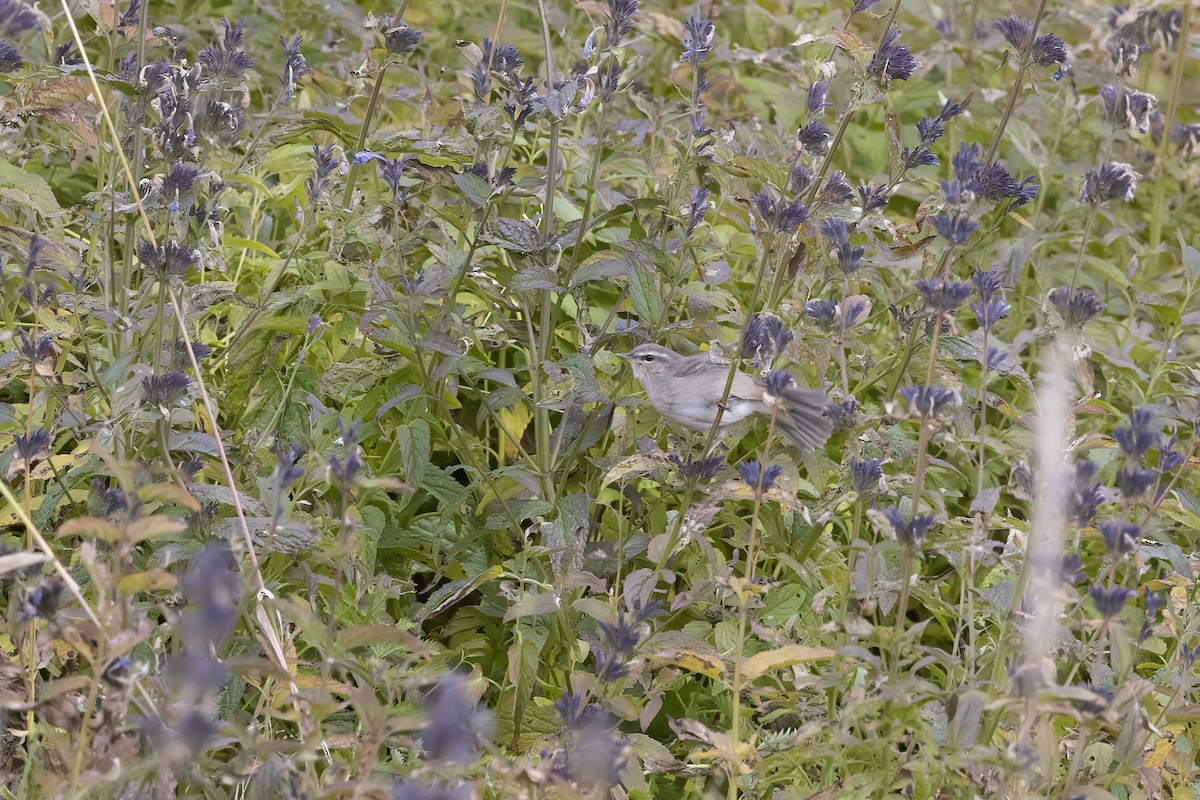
xmin=1 ymin=0 xmax=1199 ymax=796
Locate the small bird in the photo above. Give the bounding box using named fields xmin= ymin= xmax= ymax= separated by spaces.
xmin=619 ymin=343 xmax=831 ymax=450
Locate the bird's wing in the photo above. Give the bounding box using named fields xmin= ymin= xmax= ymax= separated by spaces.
xmin=727 ymin=371 xmax=763 ymax=403
xmin=671 ymin=353 xmax=728 ymax=379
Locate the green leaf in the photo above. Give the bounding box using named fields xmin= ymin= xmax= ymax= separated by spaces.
xmin=227 ymin=236 xmax=281 ymax=259
xmin=571 ymin=252 xmax=629 ymax=285
xmin=626 ymin=256 xmax=663 ymax=325
xmin=488 ymin=218 xmax=542 ymax=252
xmin=1180 ymin=240 xmax=1200 ymax=282
xmin=0 ymin=161 xmax=60 ymax=217
xmin=415 ymin=564 xmax=503 ymax=622
xmin=452 ymin=172 xmax=492 ymax=207
xmin=421 ymin=466 xmax=477 ymax=511
xmin=398 ymin=419 xmax=431 ymax=488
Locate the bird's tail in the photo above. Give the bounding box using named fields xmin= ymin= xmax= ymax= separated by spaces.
xmin=758 ymin=384 xmax=831 ymax=450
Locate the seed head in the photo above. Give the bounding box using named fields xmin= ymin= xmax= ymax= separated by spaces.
xmin=12 ymin=428 xmax=51 ymax=464
xmin=380 ymin=17 xmax=422 ymax=56
xmin=797 ymin=121 xmax=832 ymax=154
xmin=823 ymin=398 xmax=858 ymax=431
xmin=0 ymin=0 xmax=42 ymax=38
xmin=916 ymin=278 xmax=972 ymax=314
xmin=142 ymin=370 xmax=192 ymax=408
xmin=819 ymin=217 xmax=866 ymax=276
xmin=741 ymin=312 xmax=794 ymax=366
xmin=930 ymin=213 xmax=978 ymax=246
xmin=1031 ymin=33 xmax=1070 ymax=71
xmin=994 ymin=15 xmax=1033 ymax=49
xmin=604 ymin=0 xmax=638 ymax=48
xmin=856 ymin=182 xmax=890 ymax=213
xmin=278 ymin=35 xmax=309 ymax=105
xmin=136 ymin=240 xmax=199 ymax=279
xmin=1080 ymin=162 xmax=1139 ymax=204
xmin=1049 ymin=287 xmax=1105 ymax=327
xmin=762 ymin=369 xmax=795 ymax=399
xmin=1115 ymin=463 xmax=1155 ymax=499
xmin=668 ymin=450 xmax=724 ymax=481
xmin=1107 ymin=36 xmax=1148 ymax=77
xmin=807 ymin=81 xmax=830 ymax=118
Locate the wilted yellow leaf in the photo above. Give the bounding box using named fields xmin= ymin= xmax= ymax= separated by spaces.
xmin=1143 ymin=724 xmax=1186 ymax=770
xmin=740 ymin=644 xmax=837 ymax=681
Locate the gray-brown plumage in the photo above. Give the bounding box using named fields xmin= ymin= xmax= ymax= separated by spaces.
xmin=619 ymin=343 xmax=831 ymax=450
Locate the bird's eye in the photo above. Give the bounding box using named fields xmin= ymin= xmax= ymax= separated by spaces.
xmin=642 ymin=355 xmax=654 ymax=362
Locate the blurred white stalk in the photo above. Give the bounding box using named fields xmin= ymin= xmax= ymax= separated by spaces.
xmin=1014 ymin=337 xmax=1075 ymax=780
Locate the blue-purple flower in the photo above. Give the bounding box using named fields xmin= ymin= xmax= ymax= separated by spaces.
xmin=868 ymin=27 xmax=919 ymax=82
xmin=739 ymin=459 xmax=783 ymax=493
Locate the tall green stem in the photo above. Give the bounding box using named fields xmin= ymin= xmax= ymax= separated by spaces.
xmin=726 ymin=411 xmax=779 ymax=800
xmin=533 ymin=0 xmax=560 ymax=506
xmin=1067 ymin=205 xmax=1097 ymax=293
xmin=983 ymin=0 xmax=1049 ymax=165
xmin=1148 ymin=1 xmax=1192 ymax=250
xmin=341 ymin=64 xmax=391 ymax=209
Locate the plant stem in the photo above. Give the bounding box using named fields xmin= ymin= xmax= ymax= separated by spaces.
xmin=977 ymin=327 xmax=990 ymax=496
xmin=727 ymin=410 xmax=778 ymax=800
xmin=983 ymin=0 xmax=1049 ymax=165
xmin=924 ymin=317 xmax=942 ymax=387
xmin=891 ymin=543 xmax=915 ymax=677
xmin=1148 ymin=0 xmax=1192 ymax=251
xmin=534 ymin=0 xmax=560 ymax=506
xmin=702 ymin=243 xmax=774 ymax=453
xmin=885 ymin=328 xmax=919 ymax=400
xmin=1067 ymin=204 xmax=1097 ymax=293
xmin=567 ymin=102 xmax=610 ymax=275
xmin=341 ymin=63 xmax=392 ymax=209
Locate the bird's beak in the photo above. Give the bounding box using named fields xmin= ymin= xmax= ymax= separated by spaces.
xmin=615 ymin=352 xmax=632 ymax=359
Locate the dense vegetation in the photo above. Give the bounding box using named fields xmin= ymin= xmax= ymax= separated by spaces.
xmin=1 ymin=0 xmax=1198 ymax=796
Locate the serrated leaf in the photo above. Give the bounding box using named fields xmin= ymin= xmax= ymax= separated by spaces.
xmin=512 ymin=266 xmax=562 ymax=291
xmin=489 ymin=218 xmax=542 ymax=252
xmin=740 ymin=644 xmax=836 ymax=681
xmin=626 ymin=257 xmax=663 ymax=325
xmin=415 ymin=564 xmax=503 ymax=622
xmin=452 ymin=172 xmax=492 ymax=207
xmin=571 ymin=252 xmax=629 ymax=285
xmin=0 ymin=161 xmax=61 ymax=217
xmin=397 ymin=419 xmax=431 ymax=488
